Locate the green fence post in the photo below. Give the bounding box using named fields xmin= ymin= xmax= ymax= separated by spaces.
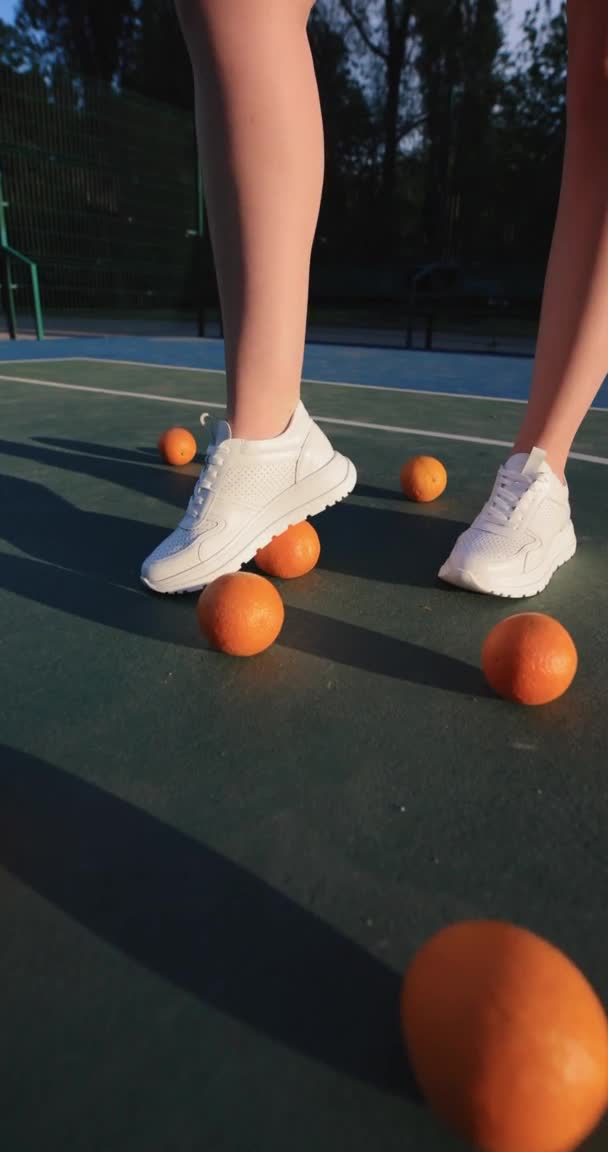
xmin=31 ymin=261 xmax=44 ymax=340
xmin=0 ymin=166 xmax=44 ymax=340
xmin=0 ymin=168 xmax=18 ymax=340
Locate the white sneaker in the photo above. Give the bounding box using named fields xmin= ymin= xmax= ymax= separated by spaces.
xmin=141 ymin=401 xmax=356 ymax=593
xmin=438 ymin=447 xmax=577 ymax=598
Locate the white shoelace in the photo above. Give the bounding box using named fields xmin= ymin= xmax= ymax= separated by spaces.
xmin=482 ymin=466 xmax=543 ymax=527
xmin=187 ymin=412 xmax=230 ymax=516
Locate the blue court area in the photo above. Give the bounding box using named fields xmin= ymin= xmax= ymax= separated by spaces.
xmin=2 ymin=333 xmax=608 ymax=406
xmin=0 ymin=337 xmax=607 ymax=1152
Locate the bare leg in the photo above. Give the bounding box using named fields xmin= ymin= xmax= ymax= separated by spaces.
xmin=513 ymin=0 xmax=608 ymax=479
xmin=176 ymin=0 xmax=322 ymax=439
xmin=142 ymin=0 xmax=356 ymax=593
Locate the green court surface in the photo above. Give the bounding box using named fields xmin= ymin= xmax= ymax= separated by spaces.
xmin=0 ymin=356 xmax=607 ymax=1152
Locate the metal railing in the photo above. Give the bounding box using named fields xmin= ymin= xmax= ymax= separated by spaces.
xmin=0 ymin=165 xmax=44 ymax=339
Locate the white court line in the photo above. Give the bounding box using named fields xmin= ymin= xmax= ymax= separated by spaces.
xmin=320 ymin=415 xmax=608 ymax=465
xmin=3 ymin=353 xmax=608 ymax=412
xmin=60 ymin=355 xmax=535 ymax=406
xmin=1 ymin=370 xmax=607 ymax=466
xmin=0 ymin=356 xmax=85 ymax=363
xmin=0 ymin=373 xmax=225 ymax=409
xmin=0 ymin=354 xmax=530 ymax=405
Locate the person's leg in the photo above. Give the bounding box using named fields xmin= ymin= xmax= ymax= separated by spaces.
xmin=512 ymin=0 xmax=608 ymax=479
xmin=176 ymin=0 xmax=323 ymax=439
xmin=142 ymin=0 xmax=356 ymax=593
xmin=439 ymin=0 xmax=607 ymax=598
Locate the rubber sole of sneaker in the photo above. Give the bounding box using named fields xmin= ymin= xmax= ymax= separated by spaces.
xmin=438 ymin=521 xmax=577 ymax=599
xmin=142 ymin=453 xmax=357 ymax=594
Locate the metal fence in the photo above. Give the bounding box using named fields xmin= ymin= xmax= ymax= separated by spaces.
xmin=0 ymin=66 xmax=202 ymax=325
xmin=0 ymin=64 xmax=539 ymax=355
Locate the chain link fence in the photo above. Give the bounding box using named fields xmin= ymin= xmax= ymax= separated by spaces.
xmin=0 ymin=64 xmax=539 ymax=354
xmin=0 ymin=66 xmax=205 ymax=327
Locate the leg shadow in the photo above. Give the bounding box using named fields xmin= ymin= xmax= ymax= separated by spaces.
xmin=281 ymin=606 xmax=486 ymax=696
xmin=354 ymin=483 xmax=403 ymax=501
xmin=317 ymin=502 xmax=468 ymax=590
xmin=0 ymin=553 xmax=200 ymax=647
xmin=0 ymin=746 xmax=417 ymax=1100
xmin=0 ymin=437 xmax=197 ymax=509
xmin=36 ymin=436 xmax=205 ymax=469
xmin=0 ymin=553 xmax=487 ymax=695
xmin=0 ymin=473 xmax=161 ymax=584
xmin=1 ymin=474 xmax=483 ymax=693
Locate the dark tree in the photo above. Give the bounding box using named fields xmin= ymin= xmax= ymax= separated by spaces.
xmin=308 ymin=7 xmax=376 ymax=254
xmin=415 ymin=0 xmax=501 ymax=259
xmin=491 ymin=2 xmax=567 ymax=264
xmin=15 ymin=0 xmax=137 ymax=82
xmin=337 ymin=0 xmax=420 ymax=243
xmin=124 ymin=0 xmax=192 ymax=110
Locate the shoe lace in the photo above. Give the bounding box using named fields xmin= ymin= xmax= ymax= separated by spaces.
xmin=482 ymin=467 xmax=541 ymax=527
xmin=188 ymin=412 xmax=229 ymax=515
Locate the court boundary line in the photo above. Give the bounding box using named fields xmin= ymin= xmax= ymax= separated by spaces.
xmin=1 ymin=370 xmax=607 ymax=466
xmin=67 ymin=357 xmax=533 ymax=406
xmin=0 ymin=356 xmax=85 ymax=362
xmin=2 ymin=353 xmax=608 ymax=412
xmin=0 ymin=372 xmax=222 ymax=409
xmin=0 ymin=353 xmax=554 ymax=408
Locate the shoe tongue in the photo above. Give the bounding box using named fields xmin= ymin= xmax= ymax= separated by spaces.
xmin=212 ymin=419 xmax=232 ymax=447
xmin=505 ymin=447 xmax=547 ymax=478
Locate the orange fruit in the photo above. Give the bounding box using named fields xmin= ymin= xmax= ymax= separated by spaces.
xmin=401 ymin=920 xmax=608 ymax=1152
xmin=482 ymin=612 xmax=577 ymax=705
xmin=255 ymin=521 xmax=321 ymax=579
xmin=400 ymin=455 xmax=447 ymax=502
xmin=197 ymin=572 xmax=284 ymax=656
xmin=158 ymin=427 xmax=197 ymax=466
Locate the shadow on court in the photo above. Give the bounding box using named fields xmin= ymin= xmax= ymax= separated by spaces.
xmin=37 ymin=435 xmax=205 ymax=468
xmin=0 ymin=548 xmax=485 ymax=694
xmin=281 ymin=607 xmax=486 ymax=696
xmin=0 ymin=744 xmax=416 ymax=1101
xmin=317 ymin=501 xmax=467 ymax=589
xmin=0 ymin=436 xmax=198 ymax=510
xmin=0 ymin=437 xmax=468 ymax=593
xmin=353 ymin=482 xmax=404 ymax=501
xmin=1 ymin=472 xmax=160 ymax=585
xmin=0 ymin=466 xmax=484 ymax=693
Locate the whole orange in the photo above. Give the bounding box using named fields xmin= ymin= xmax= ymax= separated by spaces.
xmin=197 ymin=572 xmax=284 ymax=656
xmin=401 ymin=920 xmax=608 ymax=1152
xmin=255 ymin=521 xmax=321 ymax=579
xmin=400 ymin=455 xmax=447 ymax=502
xmin=482 ymin=612 xmax=577 ymax=705
xmin=158 ymin=427 xmax=197 ymax=466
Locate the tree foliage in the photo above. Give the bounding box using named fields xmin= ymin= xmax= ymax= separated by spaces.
xmin=15 ymin=0 xmax=137 ymax=82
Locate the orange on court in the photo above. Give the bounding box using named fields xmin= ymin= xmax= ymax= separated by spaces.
xmin=482 ymin=612 xmax=577 ymax=705
xmin=401 ymin=920 xmax=608 ymax=1152
xmin=197 ymin=572 xmax=284 ymax=657
xmin=400 ymin=455 xmax=447 ymax=502
xmin=255 ymin=521 xmax=321 ymax=579
xmin=158 ymin=427 xmax=197 ymax=466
